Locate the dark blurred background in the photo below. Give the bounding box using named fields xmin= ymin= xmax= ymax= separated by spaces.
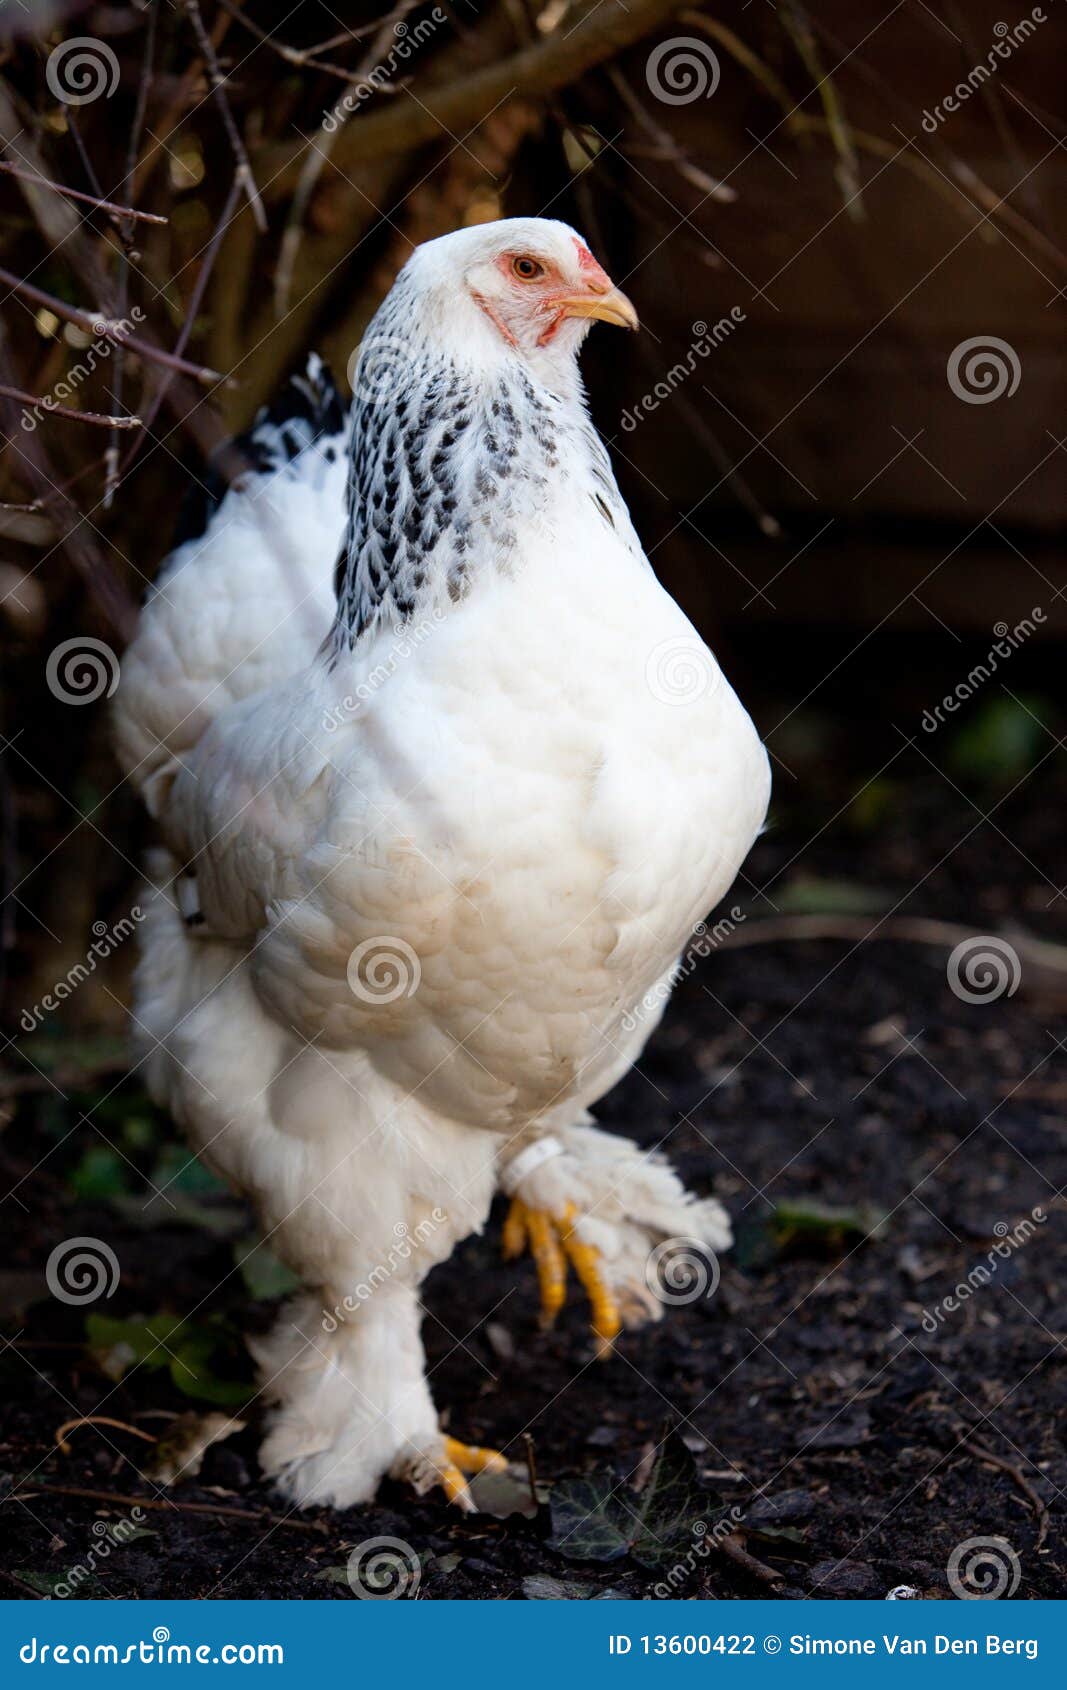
xmin=1 ymin=0 xmax=1065 ymax=1601
xmin=1 ymin=0 xmax=1064 ymax=1032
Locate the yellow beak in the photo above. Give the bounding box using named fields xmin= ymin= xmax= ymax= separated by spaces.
xmin=558 ymin=287 xmax=639 ymax=331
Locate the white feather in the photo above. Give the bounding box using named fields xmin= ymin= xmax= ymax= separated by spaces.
xmin=116 ymin=222 xmax=770 ymax=1509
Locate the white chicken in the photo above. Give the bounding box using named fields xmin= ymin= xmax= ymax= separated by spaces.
xmin=113 ymin=218 xmax=770 ymax=1512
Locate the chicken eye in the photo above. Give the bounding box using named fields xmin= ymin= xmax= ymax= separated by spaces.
xmin=512 ymin=255 xmax=545 ymax=282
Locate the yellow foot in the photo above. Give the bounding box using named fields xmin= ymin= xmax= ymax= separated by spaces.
xmin=437 ymin=1436 xmax=508 ymax=1509
xmin=503 ymin=1197 xmax=621 ymax=1351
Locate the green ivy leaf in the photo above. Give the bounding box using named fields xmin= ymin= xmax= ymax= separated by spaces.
xmin=85 ymin=1311 xmax=183 ymax=1379
xmin=85 ymin=1311 xmax=251 ymax=1405
xmin=549 ymin=1430 xmax=713 ymax=1571
xmin=167 ymin=1330 xmax=250 ymax=1408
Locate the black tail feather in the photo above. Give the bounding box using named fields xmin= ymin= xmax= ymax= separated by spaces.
xmin=172 ymin=354 xmax=346 ymax=551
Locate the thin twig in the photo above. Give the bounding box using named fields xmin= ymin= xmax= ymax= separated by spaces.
xmin=0 ymin=1570 xmax=45 ymax=1599
xmin=713 ymin=1532 xmax=787 ymax=1588
xmin=806 ymin=13 xmax=1067 ymax=278
xmin=681 ymin=12 xmax=796 ymax=115
xmin=607 ymin=65 xmax=735 ymax=202
xmin=957 ymin=1430 xmax=1051 ymax=1551
xmin=15 ymin=1481 xmax=327 ymax=1532
xmin=523 ymin=1432 xmax=539 ymax=1513
xmin=273 ymin=0 xmax=420 ymax=316
xmin=0 ymin=333 xmax=137 ymax=637
xmin=0 ymin=383 xmax=142 ymax=430
xmin=55 ymin=1416 xmax=157 ymax=1456
xmin=717 ymin=915 xmax=1067 ymax=980
xmin=128 ymin=0 xmax=159 ymax=179
xmin=265 ymin=0 xmax=685 ymax=182
xmin=107 ymin=0 xmax=160 ymax=509
xmin=215 ymin=0 xmax=397 ymax=81
xmin=0 ymin=162 xmax=167 ymax=224
xmin=948 ymin=155 xmax=1067 ymax=277
xmin=780 ymin=0 xmax=863 ymax=215
xmin=119 ymin=175 xmax=243 ymax=482
xmin=63 ymin=113 xmax=121 ymax=240
xmin=0 ymin=265 xmax=224 ymax=386
xmin=181 ymin=0 xmax=267 ymax=232
xmin=787 ymin=116 xmax=1000 ymax=238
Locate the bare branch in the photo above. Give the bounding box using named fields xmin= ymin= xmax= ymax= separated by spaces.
xmin=0 ymin=266 xmax=225 ymax=387
xmin=216 ymin=0 xmax=414 ymax=82
xmin=181 ymin=0 xmax=267 ymax=232
xmin=269 ymin=0 xmax=691 ymax=175
xmin=118 ymin=175 xmax=244 ymax=483
xmin=0 ymin=162 xmax=167 ymax=224
xmin=0 ymin=383 xmax=142 ymax=430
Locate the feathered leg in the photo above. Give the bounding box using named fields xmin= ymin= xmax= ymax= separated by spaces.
xmin=502 ymin=1115 xmax=732 ymax=1340
xmin=132 ymin=869 xmax=505 ymax=1510
xmin=253 ymin=1284 xmax=504 ymax=1511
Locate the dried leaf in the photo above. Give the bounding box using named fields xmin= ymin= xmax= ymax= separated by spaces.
xmin=148 ymin=1411 xmax=247 ymax=1484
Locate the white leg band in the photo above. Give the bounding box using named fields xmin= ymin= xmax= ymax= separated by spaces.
xmin=500 ymin=1135 xmax=565 ymax=1196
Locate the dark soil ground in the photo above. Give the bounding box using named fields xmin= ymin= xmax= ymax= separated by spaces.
xmin=2 ymin=667 xmax=1066 ymax=1601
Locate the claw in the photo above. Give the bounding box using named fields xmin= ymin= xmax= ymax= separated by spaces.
xmin=502 ymin=1196 xmax=620 ymax=1351
xmin=439 ymin=1463 xmax=474 ymax=1510
xmin=502 ymin=1197 xmax=528 ymax=1259
xmin=443 ymin=1435 xmax=508 ymax=1475
xmin=434 ymin=1435 xmax=508 ymax=1507
xmin=560 ymin=1202 xmax=621 ymax=1350
xmin=526 ymin=1204 xmax=567 ymax=1328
